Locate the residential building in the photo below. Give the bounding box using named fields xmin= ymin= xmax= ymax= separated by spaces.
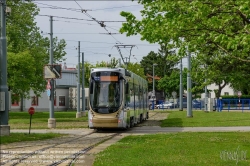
xmin=11 ymin=65 xmax=89 ymax=111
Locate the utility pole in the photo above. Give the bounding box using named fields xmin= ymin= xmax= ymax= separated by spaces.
xmin=48 ymin=16 xmax=56 ymax=128
xmin=179 ymin=58 xmax=183 ymax=111
xmin=152 ymin=64 xmax=157 ymax=110
xmin=81 ymin=52 xmax=86 ymax=116
xmin=76 ymin=41 xmax=81 ymax=118
xmin=0 ymin=0 xmax=10 ymax=136
xmin=187 ymin=52 xmax=193 ymax=117
xmin=205 ymin=65 xmax=208 ymax=112
xmin=119 ymin=58 xmax=121 ymax=67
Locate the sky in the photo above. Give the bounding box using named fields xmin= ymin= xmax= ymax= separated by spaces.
xmin=34 ymin=1 xmax=161 ymax=68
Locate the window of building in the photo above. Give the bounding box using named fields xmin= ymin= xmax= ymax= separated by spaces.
xmin=11 ymin=94 xmax=19 ymax=106
xmin=59 ymin=96 xmax=65 ymax=106
xmin=31 ymin=96 xmax=38 ymax=106
xmin=224 ymin=92 xmax=229 ymax=96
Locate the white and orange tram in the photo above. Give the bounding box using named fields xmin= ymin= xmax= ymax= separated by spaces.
xmin=88 ymin=67 xmax=149 ymax=129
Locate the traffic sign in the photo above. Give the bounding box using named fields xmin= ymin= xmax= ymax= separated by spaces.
xmin=44 ymin=66 xmax=56 ymax=79
xmin=46 ymin=80 xmax=51 ymax=89
xmin=172 ymin=91 xmax=177 ymax=98
xmin=43 ymin=64 xmax=62 ymax=79
xmin=28 ymin=107 xmax=35 ymax=115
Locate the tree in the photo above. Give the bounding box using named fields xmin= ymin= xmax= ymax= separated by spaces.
xmin=126 ymin=62 xmax=145 ymax=79
xmin=158 ymin=69 xmax=187 ymax=98
xmin=78 ymin=61 xmax=94 ymax=88
xmin=120 ymin=0 xmax=250 ymax=97
xmin=140 ymin=46 xmax=178 ymax=93
xmin=157 ymin=44 xmax=177 ymax=77
xmin=6 ymin=1 xmax=67 ymax=100
xmin=121 ymin=1 xmax=250 ymax=59
xmin=7 ymin=51 xmax=38 ymax=98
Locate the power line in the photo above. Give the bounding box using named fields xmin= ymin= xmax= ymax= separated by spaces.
xmin=90 ymin=5 xmax=141 ymax=11
xmin=43 ymin=32 xmax=121 ymax=35
xmin=35 ymin=2 xmax=140 ymax=12
xmin=37 ymin=14 xmax=125 ymax=23
xmin=37 ymin=14 xmax=93 ymax=21
xmin=73 ymin=0 xmax=123 ymax=44
xmin=53 ymin=19 xmax=97 ymax=26
xmin=65 ymin=39 xmax=116 ymax=44
xmin=37 ymin=6 xmax=82 ymax=12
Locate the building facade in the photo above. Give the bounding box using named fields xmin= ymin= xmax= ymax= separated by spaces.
xmin=11 ymin=67 xmax=89 ymax=111
xmin=201 ymin=83 xmax=235 ymax=99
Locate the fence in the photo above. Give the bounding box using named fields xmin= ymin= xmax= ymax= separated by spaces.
xmin=216 ymin=99 xmax=250 ymax=112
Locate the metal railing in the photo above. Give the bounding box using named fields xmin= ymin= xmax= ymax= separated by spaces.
xmin=216 ymin=99 xmax=250 ymax=112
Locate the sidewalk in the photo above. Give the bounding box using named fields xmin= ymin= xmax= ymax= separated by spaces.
xmin=11 ymin=126 xmax=250 ymax=135
xmin=127 ymin=126 xmax=250 ymax=134
xmin=10 ymin=128 xmax=94 ymax=135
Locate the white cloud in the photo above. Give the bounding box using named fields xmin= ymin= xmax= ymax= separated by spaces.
xmin=35 ymin=1 xmax=159 ymax=67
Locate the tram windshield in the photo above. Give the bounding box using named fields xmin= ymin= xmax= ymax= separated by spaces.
xmin=90 ymin=71 xmax=122 ymax=114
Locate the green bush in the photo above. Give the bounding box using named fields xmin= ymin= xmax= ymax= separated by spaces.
xmin=221 ymin=95 xmax=250 ymax=99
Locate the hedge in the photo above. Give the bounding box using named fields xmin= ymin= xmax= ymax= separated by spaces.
xmin=221 ymin=95 xmax=250 ymax=99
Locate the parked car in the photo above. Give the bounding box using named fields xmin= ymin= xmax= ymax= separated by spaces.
xmin=156 ymin=101 xmax=174 ymax=109
xmin=192 ymin=99 xmax=201 ymax=108
xmin=177 ymin=98 xmax=202 ymax=108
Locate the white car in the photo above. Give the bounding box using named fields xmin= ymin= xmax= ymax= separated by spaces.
xmin=156 ymin=102 xmax=174 ymax=109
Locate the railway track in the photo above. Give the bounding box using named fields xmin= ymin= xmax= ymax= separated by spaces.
xmin=0 ymin=111 xmax=167 ymax=166
xmin=0 ymin=131 xmax=121 ymax=166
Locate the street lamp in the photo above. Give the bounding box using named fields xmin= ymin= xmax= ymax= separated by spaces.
xmin=152 ymin=63 xmax=157 ymax=110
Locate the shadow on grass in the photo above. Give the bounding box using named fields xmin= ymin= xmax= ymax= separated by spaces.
xmin=161 ymin=118 xmax=183 ymax=127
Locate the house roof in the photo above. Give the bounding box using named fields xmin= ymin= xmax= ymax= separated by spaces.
xmin=146 ymin=74 xmax=161 ymax=82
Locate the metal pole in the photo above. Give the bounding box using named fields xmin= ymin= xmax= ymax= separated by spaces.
xmin=76 ymin=41 xmax=81 ymax=118
xmin=0 ymin=0 xmax=10 ymax=135
xmin=82 ymin=52 xmax=85 ymax=115
xmin=204 ymin=65 xmax=208 ymax=111
xmin=205 ymin=79 xmax=208 ymax=111
xmin=152 ymin=64 xmax=155 ymax=110
xmin=48 ymin=16 xmax=56 ymax=128
xmin=119 ymin=58 xmax=121 ymax=67
xmin=29 ymin=115 xmax=32 ymax=134
xmin=187 ymin=52 xmax=193 ymax=117
xmin=179 ymin=58 xmax=183 ymax=111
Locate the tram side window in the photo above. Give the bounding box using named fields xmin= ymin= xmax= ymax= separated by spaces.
xmin=125 ymin=83 xmax=129 ymax=94
xmin=125 ymin=83 xmax=130 ymax=106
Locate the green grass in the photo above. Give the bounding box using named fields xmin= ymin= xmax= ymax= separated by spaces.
xmin=9 ymin=111 xmax=88 ymax=129
xmin=94 ymin=132 xmax=250 ymax=166
xmin=161 ymin=111 xmax=250 ymax=127
xmin=0 ymin=133 xmax=63 ymax=144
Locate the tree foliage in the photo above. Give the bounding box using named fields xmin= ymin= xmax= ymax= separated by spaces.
xmin=6 ymin=1 xmax=67 ymax=98
xmin=120 ymin=0 xmax=250 ymax=96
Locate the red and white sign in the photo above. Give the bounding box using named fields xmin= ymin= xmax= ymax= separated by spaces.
xmin=28 ymin=107 xmax=35 ymax=115
xmin=46 ymin=80 xmax=51 ymax=89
